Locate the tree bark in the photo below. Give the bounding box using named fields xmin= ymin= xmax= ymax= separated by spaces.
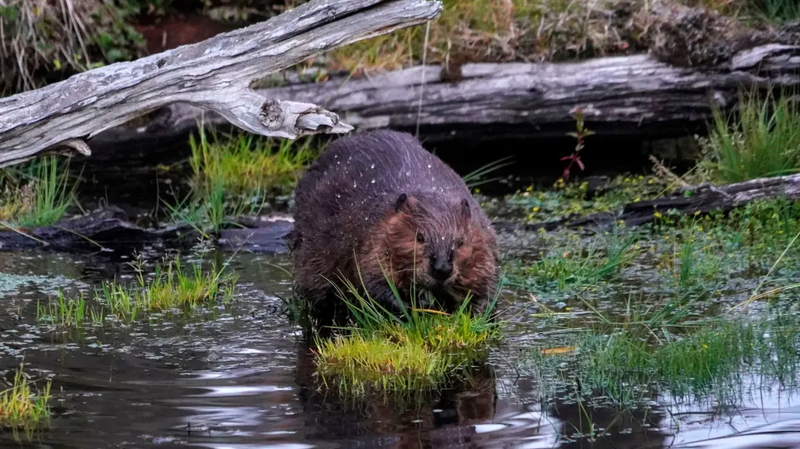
xmin=0 ymin=0 xmax=442 ymax=168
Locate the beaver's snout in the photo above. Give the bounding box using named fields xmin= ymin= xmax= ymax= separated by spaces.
xmin=430 ymin=253 xmax=454 ymax=282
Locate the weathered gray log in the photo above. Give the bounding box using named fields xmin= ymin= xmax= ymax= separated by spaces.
xmin=0 ymin=0 xmax=442 ymax=168
xmin=80 ymin=42 xmax=800 ymax=153
xmin=494 ymin=172 xmax=800 ymax=233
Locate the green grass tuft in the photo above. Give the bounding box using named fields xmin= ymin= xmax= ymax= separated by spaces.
xmin=701 ymin=88 xmax=800 ymax=183
xmin=169 ymin=128 xmax=317 ymax=232
xmin=0 ymin=364 xmax=51 ymax=439
xmin=0 ymin=156 xmax=77 ymax=228
xmin=37 ymin=252 xmax=237 ymax=328
xmin=313 ymin=275 xmax=501 ymax=397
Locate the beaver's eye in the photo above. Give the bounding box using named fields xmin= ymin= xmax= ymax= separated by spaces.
xmin=416 ymin=233 xmax=425 ymax=243
xmin=456 ymin=238 xmax=464 ymax=248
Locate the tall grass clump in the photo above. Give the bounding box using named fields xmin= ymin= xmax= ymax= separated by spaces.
xmin=701 ymin=88 xmax=800 ymax=183
xmin=0 ymin=156 xmax=77 ymax=228
xmin=752 ymin=0 xmax=800 ymax=23
xmin=0 ymin=364 xmax=51 ymax=438
xmin=314 ymin=275 xmax=501 ymax=396
xmin=171 ymin=128 xmax=316 ymax=232
xmin=102 ymin=253 xmax=237 ymax=318
xmin=0 ymin=0 xmax=144 ymax=94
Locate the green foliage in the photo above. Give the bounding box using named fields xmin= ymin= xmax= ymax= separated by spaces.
xmin=700 ymin=88 xmax=800 ymax=183
xmin=0 ymin=364 xmax=51 ymax=439
xmin=509 ymin=226 xmax=639 ymax=292
xmin=313 ymin=275 xmax=500 ymax=396
xmin=526 ymin=312 xmax=800 ymax=407
xmin=512 ymin=189 xmax=800 ymax=410
xmin=0 ymin=156 xmax=77 ymax=228
xmin=489 ymin=175 xmax=670 ymax=224
xmin=37 ymin=253 xmax=237 ymax=328
xmin=752 ymin=0 xmax=800 ymax=23
xmin=170 ymin=129 xmax=317 ymax=232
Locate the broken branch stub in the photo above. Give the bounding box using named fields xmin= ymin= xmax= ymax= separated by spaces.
xmin=0 ymin=0 xmax=442 ymax=168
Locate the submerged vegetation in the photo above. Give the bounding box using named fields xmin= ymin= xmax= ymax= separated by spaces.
xmin=0 ymin=364 xmax=51 ymax=438
xmin=37 ymin=252 xmax=237 ymax=329
xmin=313 ymin=277 xmax=500 ymax=396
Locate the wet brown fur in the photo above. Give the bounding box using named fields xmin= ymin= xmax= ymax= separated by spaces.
xmin=291 ymin=130 xmax=499 ymax=320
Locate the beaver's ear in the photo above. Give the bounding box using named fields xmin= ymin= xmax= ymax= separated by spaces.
xmin=395 ymin=193 xmax=411 ymax=213
xmin=460 ymin=198 xmax=471 ymax=222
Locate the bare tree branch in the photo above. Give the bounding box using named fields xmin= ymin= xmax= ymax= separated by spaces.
xmin=0 ymin=0 xmax=442 ymax=168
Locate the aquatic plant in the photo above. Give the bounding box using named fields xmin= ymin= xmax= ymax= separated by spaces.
xmin=509 ymin=226 xmax=639 ymax=293
xmin=36 ymin=292 xmax=104 ymax=329
xmin=0 ymin=364 xmax=51 ymax=438
xmin=313 ymin=274 xmax=501 ymax=396
xmin=38 ymin=252 xmax=236 ymax=328
xmin=525 ymin=310 xmax=800 ymax=408
xmin=490 ymin=174 xmax=669 ymax=224
xmin=0 ymin=156 xmax=77 ymax=228
xmin=700 ymin=88 xmax=800 ymax=183
xmin=103 ymin=253 xmax=236 ymax=318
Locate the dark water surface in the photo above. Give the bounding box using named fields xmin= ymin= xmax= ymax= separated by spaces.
xmin=2 ymin=247 xmax=800 ymax=449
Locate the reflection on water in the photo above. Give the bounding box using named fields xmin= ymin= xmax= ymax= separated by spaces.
xmin=1 ymin=249 xmax=800 ymax=448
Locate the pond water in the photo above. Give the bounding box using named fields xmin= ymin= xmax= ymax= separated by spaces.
xmin=3 ymin=236 xmax=800 ymax=449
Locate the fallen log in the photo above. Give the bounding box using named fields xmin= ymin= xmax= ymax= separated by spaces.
xmin=0 ymin=0 xmax=442 ymax=168
xmin=494 ymin=173 xmax=800 ymax=233
xmin=80 ymin=42 xmax=800 ymax=157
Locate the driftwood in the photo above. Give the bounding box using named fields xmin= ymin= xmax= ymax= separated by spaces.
xmin=494 ymin=173 xmax=800 ymax=233
xmin=0 ymin=0 xmax=442 ymax=168
xmin=81 ymin=42 xmax=800 ymax=154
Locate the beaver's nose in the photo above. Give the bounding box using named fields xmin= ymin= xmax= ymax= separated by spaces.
xmin=431 ymin=259 xmax=453 ymax=281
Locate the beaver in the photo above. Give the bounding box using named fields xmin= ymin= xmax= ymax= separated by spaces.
xmin=290 ymin=130 xmax=499 ymax=321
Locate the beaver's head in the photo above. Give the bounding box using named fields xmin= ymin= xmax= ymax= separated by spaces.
xmin=380 ymin=192 xmax=493 ymax=305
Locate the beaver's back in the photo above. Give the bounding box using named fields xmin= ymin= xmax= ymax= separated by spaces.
xmin=294 ymin=130 xmax=487 ymax=246
xmin=295 ymin=130 xmax=474 ymax=217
